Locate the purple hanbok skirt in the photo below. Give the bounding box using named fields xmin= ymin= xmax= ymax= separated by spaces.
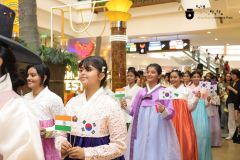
xmin=64 ymin=134 xmax=125 ymax=160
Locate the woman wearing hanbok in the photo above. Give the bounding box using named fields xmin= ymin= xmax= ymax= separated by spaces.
xmin=24 ymin=63 xmax=65 ymax=160
xmin=120 ymin=68 xmax=142 ymax=129
xmin=0 ymin=5 xmax=44 ymax=159
xmin=207 ymin=91 xmax=222 ymax=147
xmin=183 ymin=71 xmax=192 ymax=87
xmin=162 ymin=72 xmax=171 ymax=87
xmin=58 ymin=56 xmax=127 ymax=160
xmin=169 ymin=70 xmax=199 ymax=160
xmin=126 ymin=63 xmax=181 ymax=160
xmin=205 ymin=73 xmax=222 ymax=147
xmin=190 ymin=71 xmax=212 ymax=160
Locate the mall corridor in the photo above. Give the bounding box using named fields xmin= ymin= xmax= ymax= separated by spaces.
xmin=213 ymin=139 xmax=240 ymax=160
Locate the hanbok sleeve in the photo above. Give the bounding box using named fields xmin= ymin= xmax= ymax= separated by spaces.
xmin=50 ymin=96 xmax=66 ymax=117
xmin=130 ymin=90 xmax=142 ymax=116
xmin=202 ymin=89 xmax=210 ymax=107
xmin=84 ymin=102 xmax=127 ymax=160
xmin=125 ymin=87 xmax=142 ymax=114
xmin=210 ymin=93 xmax=220 ymax=106
xmin=45 ymin=96 xmax=66 ymax=138
xmin=159 ymin=99 xmax=175 ymax=120
xmin=187 ymin=88 xmax=199 ymax=112
xmin=124 ymin=103 xmax=131 ymax=115
xmin=0 ymin=98 xmax=44 ymax=160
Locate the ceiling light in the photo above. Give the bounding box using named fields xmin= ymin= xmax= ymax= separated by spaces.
xmin=139 ymin=37 xmax=145 ymax=39
xmin=214 ymin=38 xmax=218 ymax=41
xmin=207 ymin=31 xmax=211 ymax=34
xmin=226 ymin=43 xmax=230 ymax=46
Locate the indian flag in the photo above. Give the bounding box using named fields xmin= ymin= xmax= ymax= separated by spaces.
xmin=115 ymin=88 xmax=125 ymax=98
xmin=55 ymin=115 xmax=72 ymax=132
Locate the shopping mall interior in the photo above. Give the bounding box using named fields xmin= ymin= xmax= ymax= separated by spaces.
xmin=0 ymin=0 xmax=240 ymax=159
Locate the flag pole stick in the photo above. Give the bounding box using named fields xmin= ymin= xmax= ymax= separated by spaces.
xmin=73 ymin=134 xmax=76 ymax=147
xmin=68 ymin=116 xmax=71 ymax=146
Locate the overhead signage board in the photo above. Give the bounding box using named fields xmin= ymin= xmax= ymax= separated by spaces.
xmin=136 ymin=42 xmax=149 ymax=54
xmin=161 ymin=41 xmax=170 ymax=51
xmin=126 ymin=43 xmax=137 ymax=52
xmin=170 ymin=40 xmax=184 ymax=49
xmin=148 ymin=41 xmax=162 ymax=51
xmin=126 ymin=39 xmax=190 ymax=53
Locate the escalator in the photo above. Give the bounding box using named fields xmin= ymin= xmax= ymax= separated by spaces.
xmin=183 ymin=50 xmax=217 ymax=74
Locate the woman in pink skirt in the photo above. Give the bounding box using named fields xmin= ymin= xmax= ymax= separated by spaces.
xmin=24 ymin=63 xmax=65 ymax=160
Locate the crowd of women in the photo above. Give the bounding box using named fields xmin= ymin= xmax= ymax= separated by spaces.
xmin=2 ymin=44 xmax=240 ymax=160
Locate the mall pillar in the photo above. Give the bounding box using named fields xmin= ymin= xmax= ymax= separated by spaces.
xmin=104 ymin=0 xmax=132 ymax=91
xmin=111 ymin=21 xmax=127 ymax=91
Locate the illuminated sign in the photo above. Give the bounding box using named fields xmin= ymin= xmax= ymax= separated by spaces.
xmin=148 ymin=41 xmax=162 ymax=51
xmin=126 ymin=39 xmax=190 ymax=53
xmin=136 ymin=42 xmax=149 ymax=54
xmin=126 ymin=43 xmax=137 ymax=52
xmin=170 ymin=40 xmax=184 ymax=49
xmin=64 ymin=71 xmax=83 ymax=91
xmin=68 ymin=38 xmax=95 ymax=59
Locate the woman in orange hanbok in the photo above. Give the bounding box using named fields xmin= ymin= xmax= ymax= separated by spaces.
xmin=169 ymin=70 xmax=200 ymax=160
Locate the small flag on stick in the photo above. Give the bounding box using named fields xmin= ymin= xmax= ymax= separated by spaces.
xmin=115 ymin=88 xmax=125 ymax=99
xmin=55 ymin=115 xmax=72 ymax=132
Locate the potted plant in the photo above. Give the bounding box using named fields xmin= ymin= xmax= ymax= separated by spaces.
xmin=38 ymin=45 xmax=79 ymax=99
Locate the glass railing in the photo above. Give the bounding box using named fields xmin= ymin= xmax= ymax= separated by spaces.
xmin=184 ymin=50 xmax=217 ymax=74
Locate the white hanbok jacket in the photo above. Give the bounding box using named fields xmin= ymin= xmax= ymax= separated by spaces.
xmin=24 ymin=87 xmax=65 ymax=122
xmin=169 ymin=84 xmax=199 ymax=112
xmin=0 ymin=74 xmax=44 ymax=160
xmin=56 ymin=87 xmax=127 ymax=160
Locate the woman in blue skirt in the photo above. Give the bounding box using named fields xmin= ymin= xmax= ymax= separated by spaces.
xmin=190 ymin=71 xmax=212 ymax=160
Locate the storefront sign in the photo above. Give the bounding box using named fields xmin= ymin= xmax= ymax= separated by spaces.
xmin=64 ymin=71 xmax=83 ymax=91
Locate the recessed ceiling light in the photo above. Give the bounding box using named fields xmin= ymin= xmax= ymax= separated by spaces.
xmin=239 ymin=10 xmax=240 ymax=14
xmin=207 ymin=31 xmax=211 ymax=34
xmin=139 ymin=37 xmax=145 ymax=39
xmin=214 ymin=38 xmax=218 ymax=41
xmin=226 ymin=43 xmax=230 ymax=46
